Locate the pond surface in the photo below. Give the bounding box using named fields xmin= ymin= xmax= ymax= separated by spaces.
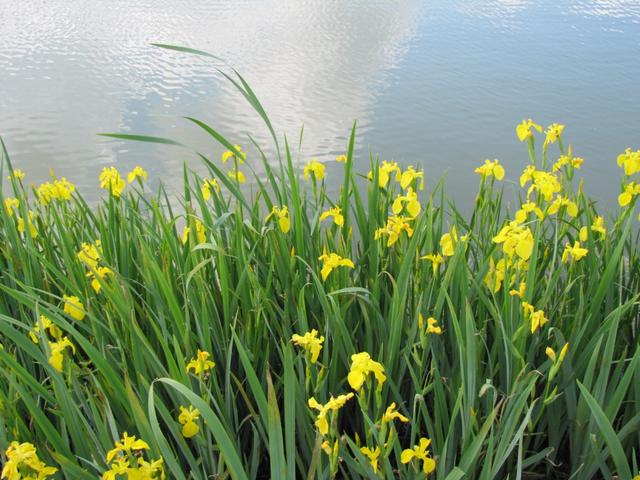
xmin=1 ymin=0 xmax=639 ymax=208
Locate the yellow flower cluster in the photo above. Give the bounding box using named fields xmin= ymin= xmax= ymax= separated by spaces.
xmin=392 ymin=187 xmax=421 ymax=217
xmin=99 ymin=167 xmax=126 ymax=198
xmin=28 ymin=315 xmax=62 ymax=344
xmin=77 ymin=240 xmax=113 ymax=293
xmin=103 ymin=433 xmax=164 ymax=480
xmin=617 ymin=148 xmax=640 ymax=176
xmin=7 ymin=169 xmax=25 ymax=181
xmin=553 ymin=150 xmax=583 ymax=172
xmin=17 ymin=211 xmax=39 ymax=238
xmin=579 ymin=216 xmax=606 ymax=241
xmin=616 ymin=149 xmax=640 ymax=209
xmin=27 ymin=315 xmax=75 ymax=372
xmin=2 ymin=441 xmax=58 ymax=480
xmin=492 ymin=221 xmax=534 ymax=261
xmin=522 ymin=302 xmax=549 ymax=334
xmin=374 ymin=165 xmax=424 ymax=247
xmin=520 ymin=165 xmax=562 ymax=201
xmin=543 ymin=123 xmax=565 ymax=149
xmin=37 ymin=177 xmax=76 ymax=205
xmin=375 ymin=215 xmax=414 ymax=247
xmin=4 ymin=197 xmax=19 ymax=216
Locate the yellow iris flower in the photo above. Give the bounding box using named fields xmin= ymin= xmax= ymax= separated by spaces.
xmin=392 ymin=187 xmax=421 ymax=218
xmin=307 ymin=393 xmax=354 ymax=436
xmin=48 ymin=336 xmax=75 ymax=372
xmin=522 ymin=302 xmax=549 ymax=334
xmin=616 ymin=148 xmax=640 ymax=176
xmin=291 ymin=329 xmax=324 ymax=363
xmin=474 ymin=159 xmax=505 ymax=180
xmin=63 ymin=295 xmax=86 ymax=321
xmin=562 ymin=241 xmax=588 ymax=263
xmin=319 ymin=206 xmax=344 ymax=227
xmin=421 ymin=253 xmax=444 ymax=274
xmin=400 ymin=437 xmax=437 ymax=475
xmin=381 ymin=402 xmax=409 ymax=424
xmin=303 ymin=159 xmax=325 ymax=181
xmin=186 ymin=349 xmax=216 ymax=375
xmin=360 ymin=446 xmax=381 ymax=473
xmin=127 ymin=166 xmax=148 ymax=184
xmin=1 ymin=441 xmax=58 ymax=480
xmin=221 ymin=144 xmax=246 ymax=164
xmin=4 ymin=197 xmax=19 ymax=216
xmin=399 ymin=165 xmax=425 ymax=190
xmin=266 ymin=206 xmax=291 ymax=233
xmin=516 ymin=119 xmax=542 ymax=142
xmin=318 ymin=252 xmax=355 ymax=281
xmin=77 ymin=240 xmax=102 ymax=269
xmin=99 ymin=167 xmax=126 ymax=198
xmin=375 ymin=215 xmax=414 ymax=247
xmin=347 ymin=351 xmax=386 ymax=391
xmin=178 ymin=405 xmax=201 ymax=438
xmin=492 ymin=221 xmax=534 ymax=261
xmin=201 ymin=178 xmax=220 ymax=200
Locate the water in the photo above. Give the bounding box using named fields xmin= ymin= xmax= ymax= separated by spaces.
xmin=1 ymin=0 xmax=639 ymax=208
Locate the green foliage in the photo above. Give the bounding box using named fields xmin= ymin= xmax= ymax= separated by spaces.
xmin=0 ymin=51 xmax=639 ymax=479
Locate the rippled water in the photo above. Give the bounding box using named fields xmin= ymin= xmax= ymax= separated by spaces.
xmin=1 ymin=0 xmax=639 ymax=206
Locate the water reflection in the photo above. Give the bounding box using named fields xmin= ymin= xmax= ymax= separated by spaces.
xmin=1 ymin=0 xmax=639 ymax=208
